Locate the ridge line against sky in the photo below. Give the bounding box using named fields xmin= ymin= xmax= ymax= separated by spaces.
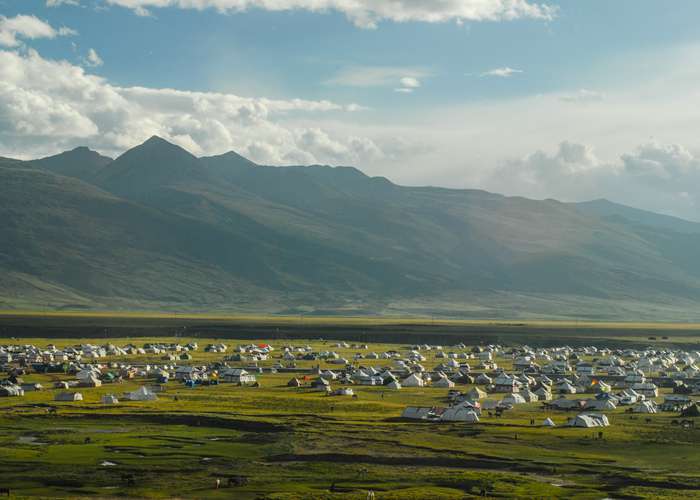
xmin=2 ymin=1 xmax=700 ymax=221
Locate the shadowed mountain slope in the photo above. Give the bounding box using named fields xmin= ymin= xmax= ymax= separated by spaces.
xmin=5 ymin=136 xmax=700 ymax=319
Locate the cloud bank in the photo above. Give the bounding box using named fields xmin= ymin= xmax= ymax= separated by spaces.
xmin=0 ymin=48 xmax=409 ymax=167
xmin=483 ymin=141 xmax=700 ymax=221
xmin=104 ymin=0 xmax=556 ymax=28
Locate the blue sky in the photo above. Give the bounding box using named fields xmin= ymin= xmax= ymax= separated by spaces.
xmin=10 ymin=0 xmax=700 ymax=104
xmin=4 ymin=0 xmax=700 ymax=219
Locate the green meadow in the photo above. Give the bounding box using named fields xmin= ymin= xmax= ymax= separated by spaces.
xmin=1 ymin=336 xmax=699 ymax=499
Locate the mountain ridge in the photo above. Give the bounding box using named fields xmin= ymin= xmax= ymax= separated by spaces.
xmin=4 ymin=136 xmax=700 ymax=320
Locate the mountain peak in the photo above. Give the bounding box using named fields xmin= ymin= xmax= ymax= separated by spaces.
xmin=96 ymin=134 xmax=205 ymax=197
xmin=31 ymin=146 xmax=113 ymax=181
xmin=129 ymin=135 xmax=198 ymax=159
xmin=143 ymin=135 xmax=170 ymax=146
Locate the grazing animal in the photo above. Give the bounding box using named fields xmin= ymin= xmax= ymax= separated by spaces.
xmin=227 ymin=476 xmax=248 ymax=487
xmin=84 ymin=437 xmax=91 ymax=444
xmin=215 ymin=479 xmax=221 ymax=489
xmin=645 ymin=418 xmax=652 ymax=424
xmin=0 ymin=488 xmax=9 ymax=497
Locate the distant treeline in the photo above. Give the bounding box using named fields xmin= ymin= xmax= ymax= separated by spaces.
xmin=0 ymin=315 xmax=698 ymax=349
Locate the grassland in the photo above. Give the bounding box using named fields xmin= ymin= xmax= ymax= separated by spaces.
xmin=1 ymin=330 xmax=700 ymax=499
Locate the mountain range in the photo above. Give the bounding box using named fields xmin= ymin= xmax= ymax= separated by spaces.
xmin=3 ymin=136 xmax=700 ymax=320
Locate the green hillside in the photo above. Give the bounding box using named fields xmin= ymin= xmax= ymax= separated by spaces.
xmin=3 ymin=137 xmax=700 ymax=319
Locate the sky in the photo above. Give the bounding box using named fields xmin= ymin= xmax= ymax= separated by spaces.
xmin=4 ymin=0 xmax=700 ymax=220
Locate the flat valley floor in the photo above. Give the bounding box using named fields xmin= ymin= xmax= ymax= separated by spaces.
xmin=1 ymin=315 xmax=700 ymax=499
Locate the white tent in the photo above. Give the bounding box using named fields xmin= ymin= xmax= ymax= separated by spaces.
xmin=568 ymin=413 xmax=609 ymax=428
xmin=433 ymin=376 xmax=455 ymax=388
xmin=76 ymin=368 xmax=100 ymax=380
xmin=586 ymin=399 xmax=617 ymax=411
xmin=126 ymin=386 xmax=158 ymax=401
xmin=534 ymin=387 xmax=553 ymax=401
xmin=502 ymin=393 xmax=526 ymax=405
xmin=543 ymin=417 xmax=556 ymax=427
xmin=55 ymin=392 xmax=83 ymax=402
xmin=402 ymin=373 xmax=425 ymax=387
xmin=519 ymin=389 xmax=538 ymax=402
xmin=632 ymin=401 xmax=658 ymax=414
xmin=441 ymin=407 xmax=480 ymax=423
xmin=466 ymin=387 xmax=487 ymax=400
xmin=387 ymin=380 xmax=402 ymax=390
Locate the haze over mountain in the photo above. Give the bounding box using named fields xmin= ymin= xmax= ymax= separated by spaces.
xmin=3 ymin=136 xmax=700 ymax=320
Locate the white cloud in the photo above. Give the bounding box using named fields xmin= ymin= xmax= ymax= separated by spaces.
xmin=481 ymin=141 xmax=700 ymax=220
xmin=480 ymin=66 xmax=523 ymax=78
xmin=46 ymin=0 xmax=81 ymax=6
xmin=0 ymin=48 xmax=407 ymax=169
xmin=84 ymin=48 xmax=104 ymax=67
xmin=394 ymin=76 xmax=422 ymax=93
xmin=105 ymin=0 xmax=556 ymax=28
xmin=0 ymin=15 xmax=77 ymax=48
xmin=325 ymin=65 xmax=429 ymax=87
xmin=559 ymin=88 xmax=605 ymax=103
xmin=399 ymin=76 xmax=420 ymax=88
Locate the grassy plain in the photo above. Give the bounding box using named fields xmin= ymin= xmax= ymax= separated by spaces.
xmin=1 ymin=330 xmax=700 ymax=499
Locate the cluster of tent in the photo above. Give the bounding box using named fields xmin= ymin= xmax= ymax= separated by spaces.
xmin=53 ymin=386 xmax=157 ymax=403
xmin=402 ymin=406 xmax=480 ymax=423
